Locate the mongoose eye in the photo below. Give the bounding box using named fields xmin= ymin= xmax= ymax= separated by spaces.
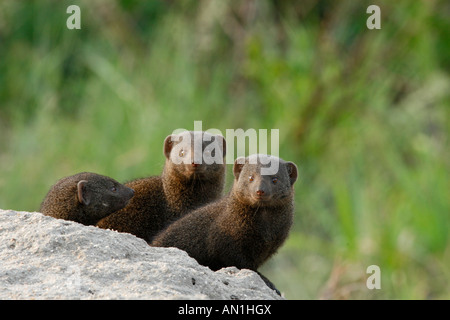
xmin=249 ymin=176 xmax=254 ymax=182
xmin=272 ymin=177 xmax=278 ymax=184
xmin=111 ymin=186 xmax=117 ymax=192
xmin=179 ymin=149 xmax=185 ymax=157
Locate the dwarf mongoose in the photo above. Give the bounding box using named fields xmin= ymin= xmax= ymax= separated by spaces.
xmin=96 ymin=131 xmax=226 ymax=242
xmin=40 ymin=172 xmax=135 ymax=226
xmin=152 ymin=154 xmax=297 ymax=272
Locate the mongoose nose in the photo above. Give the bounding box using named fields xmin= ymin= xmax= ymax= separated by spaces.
xmin=256 ymin=190 xmax=265 ymax=196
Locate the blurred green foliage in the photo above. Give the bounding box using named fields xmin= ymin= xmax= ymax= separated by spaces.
xmin=0 ymin=0 xmax=448 ymax=299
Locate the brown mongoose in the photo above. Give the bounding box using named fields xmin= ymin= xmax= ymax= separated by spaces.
xmin=96 ymin=131 xmax=227 ymax=242
xmin=40 ymin=172 xmax=135 ymax=226
xmin=151 ymin=154 xmax=298 ymax=281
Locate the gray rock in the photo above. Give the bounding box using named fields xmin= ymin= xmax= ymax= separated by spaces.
xmin=0 ymin=209 xmax=282 ymax=300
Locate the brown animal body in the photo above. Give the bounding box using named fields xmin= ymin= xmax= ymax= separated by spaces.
xmin=96 ymin=131 xmax=226 ymax=243
xmin=40 ymin=172 xmax=135 ymax=226
xmin=152 ymin=154 xmax=298 ymax=273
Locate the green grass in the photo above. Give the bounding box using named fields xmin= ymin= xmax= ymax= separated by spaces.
xmin=0 ymin=0 xmax=449 ymax=299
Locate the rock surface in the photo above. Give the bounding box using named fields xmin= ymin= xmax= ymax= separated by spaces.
xmin=0 ymin=209 xmax=282 ymax=300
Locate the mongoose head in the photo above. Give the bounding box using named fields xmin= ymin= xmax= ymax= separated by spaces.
xmin=75 ymin=173 xmax=135 ymax=222
xmin=163 ymin=131 xmax=226 ymax=180
xmin=41 ymin=172 xmax=135 ymax=225
xmin=232 ymin=154 xmax=298 ymax=207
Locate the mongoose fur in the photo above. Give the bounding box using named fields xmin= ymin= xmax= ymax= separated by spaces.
xmin=40 ymin=172 xmax=135 ymax=226
xmin=96 ymin=131 xmax=226 ymax=242
xmin=152 ymin=154 xmax=298 ymax=292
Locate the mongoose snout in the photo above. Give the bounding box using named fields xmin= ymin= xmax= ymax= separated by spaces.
xmin=114 ymin=186 xmax=135 ymax=208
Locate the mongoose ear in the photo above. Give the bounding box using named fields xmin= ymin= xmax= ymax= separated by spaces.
xmin=233 ymin=157 xmax=246 ymax=180
xmin=215 ymin=134 xmax=226 ymax=157
xmin=77 ymin=180 xmax=90 ymax=206
xmin=163 ymin=135 xmax=175 ymax=159
xmin=286 ymin=162 xmax=298 ymax=185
